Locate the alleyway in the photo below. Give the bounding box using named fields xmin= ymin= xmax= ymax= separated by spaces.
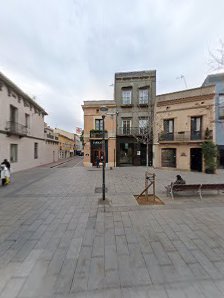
xmin=1 ymin=161 xmax=224 ymax=297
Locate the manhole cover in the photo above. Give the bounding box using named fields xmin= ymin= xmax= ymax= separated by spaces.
xmin=95 ymin=187 xmax=108 ymax=193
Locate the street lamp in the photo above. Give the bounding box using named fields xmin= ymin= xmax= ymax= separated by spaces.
xmin=100 ymin=106 xmax=108 ymax=200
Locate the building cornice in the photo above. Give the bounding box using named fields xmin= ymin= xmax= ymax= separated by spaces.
xmin=0 ymin=72 xmax=47 ymax=115
xmin=157 ymin=94 xmax=214 ymax=107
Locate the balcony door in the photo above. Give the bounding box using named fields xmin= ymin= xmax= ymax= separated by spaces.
xmin=163 ymin=119 xmax=174 ymax=141
xmin=10 ymin=105 xmax=18 ymax=132
xmin=191 ymin=117 xmax=202 ymax=140
xmin=95 ymin=119 xmax=103 ymax=131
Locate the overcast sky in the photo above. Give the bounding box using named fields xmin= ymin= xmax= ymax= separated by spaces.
xmin=0 ymin=0 xmax=224 ymax=132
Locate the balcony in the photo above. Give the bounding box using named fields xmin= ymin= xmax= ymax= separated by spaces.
xmin=5 ymin=121 xmax=28 ymax=137
xmin=90 ymin=130 xmax=108 ymax=139
xmin=46 ymin=133 xmax=54 ymax=139
xmin=158 ymin=130 xmax=213 ymax=143
xmin=120 ymin=104 xmax=133 ymax=108
xmin=117 ymin=127 xmax=151 ymax=136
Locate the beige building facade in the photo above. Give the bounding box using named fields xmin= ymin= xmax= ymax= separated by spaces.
xmin=54 ymin=128 xmax=75 ymax=159
xmin=82 ymin=100 xmax=116 ymax=167
xmin=153 ymin=85 xmax=216 ymax=172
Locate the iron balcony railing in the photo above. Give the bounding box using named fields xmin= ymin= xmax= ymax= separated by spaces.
xmin=46 ymin=133 xmax=54 ymax=139
xmin=158 ymin=130 xmax=213 ymax=142
xmin=117 ymin=127 xmax=152 ymax=136
xmin=90 ymin=130 xmax=108 ymax=139
xmin=5 ymin=121 xmax=28 ymax=136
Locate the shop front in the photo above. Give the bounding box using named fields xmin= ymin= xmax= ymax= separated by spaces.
xmin=90 ymin=140 xmax=108 ymax=166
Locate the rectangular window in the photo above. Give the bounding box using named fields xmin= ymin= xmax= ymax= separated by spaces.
xmin=25 ymin=113 xmax=30 ymax=128
xmin=191 ymin=116 xmax=202 ymax=140
xmin=10 ymin=144 xmax=18 ymax=163
xmin=122 ymin=89 xmax=132 ymax=104
xmin=139 ymin=89 xmax=149 ymax=104
xmin=10 ymin=105 xmax=18 ymax=123
xmin=139 ymin=119 xmax=148 ymax=134
xmin=219 ymin=95 xmax=224 ymax=119
xmin=122 ymin=119 xmax=131 ymax=135
xmin=161 ymin=148 xmax=176 ymax=167
xmin=95 ymin=119 xmax=103 ymax=131
xmin=34 ymin=142 xmax=38 ymax=159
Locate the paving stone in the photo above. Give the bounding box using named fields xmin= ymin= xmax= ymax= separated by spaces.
xmin=172 ymin=240 xmax=197 ymax=264
xmin=118 ymin=254 xmax=151 ymax=287
xmin=191 ymin=250 xmax=222 ymax=279
xmin=167 ymin=251 xmax=194 ymax=280
xmin=151 ymin=242 xmax=172 ymax=265
xmin=115 ymin=235 xmax=129 ymax=256
xmin=54 ymin=259 xmax=77 ymax=295
xmin=2 ymin=164 xmax=224 ymax=297
xmin=87 ymin=256 xmax=104 ymax=290
xmin=66 ymin=238 xmax=82 ymax=259
xmin=92 ymin=236 xmax=104 ymax=257
xmin=0 ymin=277 xmax=26 ymax=298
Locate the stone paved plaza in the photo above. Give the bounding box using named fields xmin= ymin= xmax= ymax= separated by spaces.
xmin=1 ymin=158 xmax=224 ymax=297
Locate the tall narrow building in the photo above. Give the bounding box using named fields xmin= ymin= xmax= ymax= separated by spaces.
xmin=114 ymin=70 xmax=156 ymax=166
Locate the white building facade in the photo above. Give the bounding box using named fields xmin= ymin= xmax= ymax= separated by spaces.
xmin=0 ymin=72 xmax=57 ymax=172
xmin=44 ymin=123 xmax=59 ymax=164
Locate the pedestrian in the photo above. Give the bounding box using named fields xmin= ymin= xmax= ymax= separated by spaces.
xmin=174 ymin=174 xmax=186 ymax=185
xmin=96 ymin=156 xmax=100 ymax=168
xmin=0 ymin=164 xmax=10 ymax=186
xmin=1 ymin=159 xmax=10 ymax=172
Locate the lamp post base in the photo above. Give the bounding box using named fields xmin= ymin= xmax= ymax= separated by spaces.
xmin=98 ymin=198 xmax=111 ymax=205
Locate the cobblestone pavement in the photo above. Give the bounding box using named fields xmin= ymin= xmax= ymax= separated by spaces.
xmin=1 ymin=164 xmax=224 ymax=297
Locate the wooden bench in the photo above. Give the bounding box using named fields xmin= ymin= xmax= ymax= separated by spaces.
xmin=166 ymin=183 xmax=224 ymax=200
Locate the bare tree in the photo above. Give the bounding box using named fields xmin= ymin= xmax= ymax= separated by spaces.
xmin=209 ymin=39 xmax=224 ymax=71
xmin=132 ymin=103 xmax=154 ymax=168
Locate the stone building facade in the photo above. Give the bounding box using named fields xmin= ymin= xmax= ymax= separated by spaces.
xmin=114 ymin=70 xmax=156 ymax=166
xmin=153 ymin=85 xmax=216 ymax=172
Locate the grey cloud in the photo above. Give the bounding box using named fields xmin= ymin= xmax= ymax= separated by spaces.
xmin=0 ymin=0 xmax=224 ymax=130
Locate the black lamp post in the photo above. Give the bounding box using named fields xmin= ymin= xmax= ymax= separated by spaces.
xmin=100 ymin=106 xmax=108 ymax=200
xmin=102 ymin=114 xmax=106 ymax=200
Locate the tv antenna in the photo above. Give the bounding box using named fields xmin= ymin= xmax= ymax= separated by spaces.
xmin=176 ymin=75 xmax=188 ymax=88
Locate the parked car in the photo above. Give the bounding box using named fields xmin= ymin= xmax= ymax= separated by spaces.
xmin=76 ymin=150 xmax=84 ymax=156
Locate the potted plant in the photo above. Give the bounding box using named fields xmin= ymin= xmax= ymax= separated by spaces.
xmin=201 ymin=140 xmax=217 ymax=174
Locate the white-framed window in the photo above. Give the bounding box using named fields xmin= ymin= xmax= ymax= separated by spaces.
xmin=139 ymin=88 xmax=149 ymax=104
xmin=10 ymin=144 xmax=18 ymax=163
xmin=34 ymin=142 xmax=38 ymax=159
xmin=219 ymin=95 xmax=224 ymax=119
xmin=122 ymin=89 xmax=132 ymax=104
xmin=139 ymin=119 xmax=148 ymax=134
xmin=122 ymin=119 xmax=131 ymax=135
